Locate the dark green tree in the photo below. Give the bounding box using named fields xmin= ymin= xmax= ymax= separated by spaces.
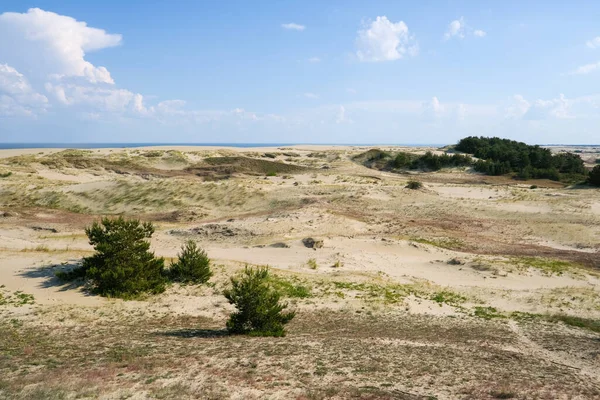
xmin=589 ymin=165 xmax=600 ymax=186
xmin=169 ymin=240 xmax=212 ymax=284
xmin=82 ymin=217 xmax=166 ymax=298
xmin=224 ymin=266 xmax=295 ymax=337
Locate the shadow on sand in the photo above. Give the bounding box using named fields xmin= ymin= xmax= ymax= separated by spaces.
xmin=157 ymin=328 xmax=230 ymax=339
xmin=18 ymin=260 xmax=90 ymax=293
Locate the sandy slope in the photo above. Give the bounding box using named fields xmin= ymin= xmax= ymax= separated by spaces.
xmin=1 ymin=145 xmax=600 ymax=399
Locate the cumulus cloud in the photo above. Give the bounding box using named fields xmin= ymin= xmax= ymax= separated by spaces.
xmin=356 ymin=16 xmax=418 ymax=62
xmin=569 ymin=61 xmax=600 ymax=75
xmin=281 ymin=23 xmax=305 ymax=31
xmin=0 ymin=8 xmax=121 ymax=84
xmin=505 ymin=94 xmax=595 ymax=120
xmin=444 ymin=17 xmax=465 ymax=40
xmin=0 ymin=64 xmax=48 ymax=117
xmin=505 ymin=94 xmax=531 ymax=118
xmin=444 ymin=18 xmax=486 ymax=41
xmin=586 ymin=37 xmax=600 ymax=49
xmin=422 ymin=96 xmax=445 ymax=120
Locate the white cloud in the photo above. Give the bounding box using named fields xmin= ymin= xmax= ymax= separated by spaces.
xmin=281 ymin=23 xmax=305 ymax=31
xmin=304 ymin=92 xmax=319 ymax=99
xmin=525 ymin=94 xmax=572 ymax=120
xmin=356 ymin=16 xmax=418 ymax=62
xmin=505 ymin=94 xmax=597 ymax=120
xmin=422 ymin=96 xmax=445 ymax=120
xmin=444 ymin=17 xmax=465 ymax=40
xmin=505 ymin=94 xmax=531 ymax=118
xmin=0 ymin=63 xmax=48 ymax=117
xmin=336 ymin=105 xmax=353 ymax=124
xmin=346 ymin=88 xmax=357 ymax=94
xmin=569 ymin=61 xmax=600 ymax=75
xmin=586 ymin=37 xmax=600 ymax=49
xmin=444 ymin=18 xmax=486 ymax=41
xmin=308 ymin=57 xmax=321 ymax=63
xmin=0 ymin=8 xmax=121 ymax=84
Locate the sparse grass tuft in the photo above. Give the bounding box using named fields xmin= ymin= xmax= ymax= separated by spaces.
xmin=430 ymin=290 xmax=467 ymax=306
xmin=269 ymin=274 xmax=312 ymax=298
xmin=509 ymin=256 xmax=578 ymax=276
xmin=473 ymin=306 xmax=505 ymax=320
xmin=547 ymin=315 xmax=600 ymax=333
xmin=406 ymin=180 xmax=423 ymax=190
xmin=0 ymin=171 xmax=12 ymax=178
xmin=307 ymin=258 xmax=318 ymax=270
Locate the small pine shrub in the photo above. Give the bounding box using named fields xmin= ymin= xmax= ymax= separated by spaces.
xmin=589 ymin=165 xmax=600 ymax=187
xmin=529 ymin=185 xmax=538 ymax=189
xmin=224 ymin=266 xmax=295 ymax=337
xmin=70 ymin=217 xmax=166 ymax=298
xmin=406 ymin=180 xmax=423 ymax=190
xmin=169 ymin=240 xmax=212 ymax=284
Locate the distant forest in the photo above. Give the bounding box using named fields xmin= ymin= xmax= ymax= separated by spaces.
xmin=455 ymin=136 xmax=588 ymax=181
xmin=355 ymin=136 xmax=599 ymax=185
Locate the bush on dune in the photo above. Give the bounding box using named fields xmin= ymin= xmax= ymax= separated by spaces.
xmin=169 ymin=240 xmax=212 ymax=284
xmin=589 ymin=165 xmax=600 ymax=186
xmin=224 ymin=266 xmax=295 ymax=337
xmin=58 ymin=217 xmax=167 ymax=298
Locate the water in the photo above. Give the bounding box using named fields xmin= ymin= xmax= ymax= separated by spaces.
xmin=0 ymin=143 xmax=450 ymax=149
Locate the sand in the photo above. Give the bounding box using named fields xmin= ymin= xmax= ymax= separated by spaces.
xmin=1 ymin=144 xmax=600 ymax=399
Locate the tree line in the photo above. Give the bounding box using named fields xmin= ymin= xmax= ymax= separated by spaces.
xmin=455 ymin=136 xmax=589 ymax=182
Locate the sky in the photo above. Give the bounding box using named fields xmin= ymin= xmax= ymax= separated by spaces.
xmin=0 ymin=1 xmax=599 ymax=144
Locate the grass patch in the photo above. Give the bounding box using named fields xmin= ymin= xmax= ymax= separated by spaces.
xmin=307 ymin=258 xmax=318 ymax=270
xmin=508 ymin=256 xmax=578 ymax=276
xmin=0 ymin=288 xmax=35 ymax=307
xmin=268 ymin=274 xmax=312 ymax=298
xmin=0 ymin=171 xmax=12 ymax=178
xmin=547 ymin=315 xmax=600 ymax=333
xmin=473 ymin=306 xmax=505 ymax=320
xmin=430 ymin=290 xmax=467 ymax=306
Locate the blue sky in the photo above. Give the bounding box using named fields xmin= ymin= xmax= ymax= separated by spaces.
xmin=0 ymin=1 xmax=599 ymax=144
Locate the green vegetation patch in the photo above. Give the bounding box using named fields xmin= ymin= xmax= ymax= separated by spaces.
xmin=268 ymin=274 xmax=312 ymax=298
xmin=0 ymin=287 xmax=35 ymax=307
xmin=507 ymin=256 xmax=580 ymax=276
xmin=430 ymin=290 xmax=467 ymax=306
xmin=473 ymin=306 xmax=505 ymax=320
xmin=353 ymin=149 xmax=472 ymax=172
xmin=456 ymin=136 xmax=587 ymax=182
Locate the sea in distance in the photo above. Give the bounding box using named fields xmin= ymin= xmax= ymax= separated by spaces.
xmin=0 ymin=143 xmax=450 ymax=149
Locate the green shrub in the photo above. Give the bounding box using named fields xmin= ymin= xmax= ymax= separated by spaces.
xmin=406 ymin=180 xmax=423 ymax=190
xmin=224 ymin=266 xmax=295 ymax=337
xmin=589 ymin=165 xmax=600 ymax=186
xmin=393 ymin=152 xmax=412 ymax=168
xmin=169 ymin=240 xmax=212 ymax=284
xmin=0 ymin=171 xmax=11 ymax=178
xmin=74 ymin=217 xmax=166 ymax=298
